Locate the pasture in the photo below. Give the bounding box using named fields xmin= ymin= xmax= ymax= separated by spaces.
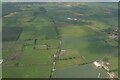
xmin=2 ymin=2 xmax=118 ymax=78
xmin=2 ymin=4 xmax=59 ymax=78
xmin=55 ymin=64 xmax=109 ymax=78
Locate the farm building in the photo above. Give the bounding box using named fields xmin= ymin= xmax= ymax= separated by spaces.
xmin=74 ymin=18 xmax=78 ymax=20
xmin=0 ymin=59 xmax=3 ymax=64
xmin=93 ymin=61 xmax=102 ymax=68
xmin=67 ymin=18 xmax=72 ymax=20
xmin=60 ymin=50 xmax=66 ymax=55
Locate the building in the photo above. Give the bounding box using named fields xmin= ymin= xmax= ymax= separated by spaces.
xmin=0 ymin=59 xmax=3 ymax=64
xmin=67 ymin=18 xmax=72 ymax=20
xmin=93 ymin=61 xmax=102 ymax=68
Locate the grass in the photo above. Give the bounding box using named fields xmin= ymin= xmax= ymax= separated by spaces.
xmin=0 ymin=65 xmax=2 ymax=79
xmin=3 ymin=17 xmax=17 ymax=23
xmin=2 ymin=4 xmax=60 ymax=77
xmin=3 ymin=43 xmax=58 ymax=78
xmin=106 ymin=38 xmax=118 ymax=47
xmin=56 ymin=49 xmax=85 ymax=68
xmin=59 ymin=50 xmax=80 ymax=59
xmin=56 ymin=58 xmax=85 ymax=69
xmin=108 ymin=57 xmax=118 ymax=71
xmin=60 ymin=26 xmax=116 ymax=56
xmin=20 ymin=45 xmax=53 ymax=65
xmin=2 ymin=2 xmax=118 ymax=78
xmin=36 ymin=39 xmax=59 ymax=49
xmin=3 ymin=65 xmax=52 ymax=78
xmin=55 ymin=64 xmax=109 ymax=78
xmin=56 ymin=13 xmax=118 ymax=75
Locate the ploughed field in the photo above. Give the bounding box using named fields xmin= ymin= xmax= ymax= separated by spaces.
xmin=2 ymin=2 xmax=118 ymax=78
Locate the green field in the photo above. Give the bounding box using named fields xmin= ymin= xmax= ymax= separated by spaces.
xmin=55 ymin=64 xmax=109 ymax=78
xmin=2 ymin=2 xmax=118 ymax=78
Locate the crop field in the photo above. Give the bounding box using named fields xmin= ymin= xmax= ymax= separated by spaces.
xmin=2 ymin=2 xmax=118 ymax=78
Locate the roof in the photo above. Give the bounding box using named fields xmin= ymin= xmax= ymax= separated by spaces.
xmin=93 ymin=61 xmax=101 ymax=67
xmin=0 ymin=59 xmax=3 ymax=64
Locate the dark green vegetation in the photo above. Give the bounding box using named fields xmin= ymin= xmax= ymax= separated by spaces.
xmin=2 ymin=27 xmax=22 ymax=41
xmin=2 ymin=2 xmax=118 ymax=78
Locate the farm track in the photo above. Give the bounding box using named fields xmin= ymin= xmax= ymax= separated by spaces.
xmin=49 ymin=41 xmax=61 ymax=79
xmin=46 ymin=15 xmax=62 ymax=79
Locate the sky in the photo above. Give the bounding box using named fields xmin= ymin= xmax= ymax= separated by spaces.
xmin=1 ymin=0 xmax=120 ymax=2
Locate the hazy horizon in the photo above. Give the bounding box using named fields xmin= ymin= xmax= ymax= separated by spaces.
xmin=1 ymin=0 xmax=119 ymax=2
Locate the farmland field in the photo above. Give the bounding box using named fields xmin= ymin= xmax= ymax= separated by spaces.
xmin=2 ymin=2 xmax=118 ymax=78
xmin=55 ymin=64 xmax=109 ymax=78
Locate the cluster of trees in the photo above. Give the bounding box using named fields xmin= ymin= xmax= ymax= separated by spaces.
xmin=58 ymin=56 xmax=78 ymax=61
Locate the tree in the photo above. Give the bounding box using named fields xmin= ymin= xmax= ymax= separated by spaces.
xmin=39 ymin=7 xmax=47 ymax=15
xmin=33 ymin=39 xmax=37 ymax=49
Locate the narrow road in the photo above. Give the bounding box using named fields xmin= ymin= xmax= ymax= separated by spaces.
xmin=49 ymin=40 xmax=61 ymax=80
xmin=45 ymin=14 xmax=62 ymax=79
